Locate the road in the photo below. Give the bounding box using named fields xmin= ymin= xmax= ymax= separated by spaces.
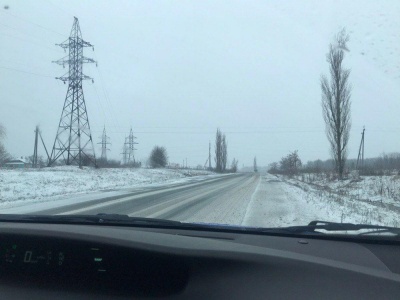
xmin=3 ymin=172 xmax=324 ymax=227
xmin=6 ymin=172 xmax=393 ymax=228
xmin=35 ymin=173 xmax=261 ymax=225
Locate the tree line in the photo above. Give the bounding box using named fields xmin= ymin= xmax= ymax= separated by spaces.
xmin=268 ymin=151 xmax=302 ymax=176
xmin=269 ymin=152 xmax=400 ymax=177
xmin=1 ymin=122 xmax=240 ymax=173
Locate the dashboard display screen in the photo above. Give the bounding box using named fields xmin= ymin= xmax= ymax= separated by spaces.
xmin=0 ymin=236 xmax=106 ymax=274
xmin=0 ymin=233 xmax=188 ymax=297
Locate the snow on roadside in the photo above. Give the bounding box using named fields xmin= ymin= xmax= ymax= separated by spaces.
xmin=0 ymin=166 xmax=215 ymax=209
xmin=281 ymin=174 xmax=400 ymax=227
xmin=242 ymin=173 xmax=400 ymax=228
xmin=242 ymin=174 xmax=334 ymax=228
xmin=293 ymin=173 xmax=400 ymax=205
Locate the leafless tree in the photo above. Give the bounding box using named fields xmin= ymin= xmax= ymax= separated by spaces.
xmin=0 ymin=124 xmax=4 ymax=138
xmin=221 ymin=134 xmax=227 ymax=172
xmin=150 ymin=146 xmax=168 ymax=168
xmin=214 ymin=129 xmax=222 ymax=172
xmin=321 ymin=28 xmax=352 ymax=180
xmin=0 ymin=123 xmax=10 ymax=164
xmin=268 ymin=162 xmax=279 ymax=174
xmin=230 ymin=158 xmax=238 ymax=173
xmin=279 ymin=150 xmax=302 ymax=176
xmin=214 ymin=128 xmax=228 ymax=173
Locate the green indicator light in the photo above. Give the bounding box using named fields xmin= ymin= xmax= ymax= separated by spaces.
xmin=94 ymin=257 xmax=103 ymax=262
xmin=12 ymin=245 xmax=17 ymax=250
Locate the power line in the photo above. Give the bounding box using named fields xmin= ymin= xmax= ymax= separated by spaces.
xmin=0 ymin=10 xmax=67 ymax=38
xmin=0 ymin=20 xmax=65 ymax=50
xmin=0 ymin=58 xmax=50 ymax=70
xmin=90 ymin=82 xmax=107 ymax=125
xmin=0 ymin=30 xmax=64 ymax=53
xmin=89 ymin=130 xmax=324 ymax=134
xmin=44 ymin=0 xmax=76 ymax=19
xmin=92 ymin=51 xmax=126 ymax=153
xmin=92 ymin=52 xmax=123 ymax=129
xmin=0 ymin=65 xmax=53 ymax=78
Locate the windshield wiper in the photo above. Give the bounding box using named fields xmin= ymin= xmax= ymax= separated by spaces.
xmin=0 ymin=214 xmax=182 ymax=227
xmin=256 ymin=220 xmax=400 ymax=236
xmin=1 ymin=215 xmax=399 ymax=237
xmin=308 ymin=220 xmax=400 ymax=234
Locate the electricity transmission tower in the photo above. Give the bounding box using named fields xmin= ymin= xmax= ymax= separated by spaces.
xmin=356 ymin=127 xmax=365 ymax=171
xmin=48 ymin=17 xmax=97 ymax=168
xmin=98 ymin=126 xmax=111 ymax=161
xmin=126 ymin=128 xmax=138 ymax=164
xmin=121 ymin=128 xmax=138 ymax=165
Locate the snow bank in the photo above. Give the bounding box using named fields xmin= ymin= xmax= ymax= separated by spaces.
xmin=0 ymin=167 xmax=215 ymax=207
xmin=281 ymin=174 xmax=400 ymax=227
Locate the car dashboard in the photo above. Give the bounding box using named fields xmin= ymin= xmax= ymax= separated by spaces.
xmin=0 ymin=222 xmax=400 ymax=299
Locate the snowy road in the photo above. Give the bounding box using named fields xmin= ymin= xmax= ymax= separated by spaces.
xmin=27 ymin=172 xmax=321 ymax=227
xmin=243 ymin=175 xmax=319 ymax=227
xmin=2 ymin=169 xmax=399 ymax=227
xmin=3 ymin=172 xmax=326 ymax=226
xmin=28 ymin=173 xmax=259 ymax=224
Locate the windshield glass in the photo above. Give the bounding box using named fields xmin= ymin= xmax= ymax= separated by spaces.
xmin=0 ymin=0 xmax=399 ymax=237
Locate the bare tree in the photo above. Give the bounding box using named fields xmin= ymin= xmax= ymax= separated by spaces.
xmin=268 ymin=162 xmax=279 ymax=174
xmin=149 ymin=146 xmax=168 ymax=168
xmin=0 ymin=124 xmax=5 ymax=139
xmin=278 ymin=150 xmax=302 ymax=176
xmin=214 ymin=128 xmax=228 ymax=173
xmin=321 ymin=28 xmax=352 ymax=180
xmin=0 ymin=123 xmax=10 ymax=164
xmin=214 ymin=129 xmax=222 ymax=172
xmin=221 ymin=134 xmax=227 ymax=172
xmin=230 ymin=158 xmax=238 ymax=173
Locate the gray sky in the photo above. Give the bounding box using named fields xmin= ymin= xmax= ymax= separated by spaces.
xmin=0 ymin=0 xmax=399 ymax=167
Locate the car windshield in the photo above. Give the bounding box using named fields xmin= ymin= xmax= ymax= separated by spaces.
xmin=0 ymin=0 xmax=399 ymax=237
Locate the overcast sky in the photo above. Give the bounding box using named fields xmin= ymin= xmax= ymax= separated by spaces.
xmin=0 ymin=0 xmax=399 ymax=167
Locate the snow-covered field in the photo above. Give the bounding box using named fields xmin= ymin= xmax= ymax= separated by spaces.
xmin=280 ymin=174 xmax=400 ymax=227
xmin=0 ymin=167 xmax=215 ymax=209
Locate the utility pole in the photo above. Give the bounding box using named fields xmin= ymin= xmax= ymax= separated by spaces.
xmin=121 ymin=136 xmax=128 ymax=165
xmin=32 ymin=126 xmax=39 ymax=168
xmin=208 ymin=141 xmax=211 ymax=170
xmin=97 ymin=126 xmax=111 ymax=161
xmin=48 ymin=17 xmax=97 ymax=168
xmin=356 ymin=127 xmax=365 ymax=171
xmin=254 ymin=156 xmax=258 ymax=173
xmin=32 ymin=126 xmax=51 ymax=168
